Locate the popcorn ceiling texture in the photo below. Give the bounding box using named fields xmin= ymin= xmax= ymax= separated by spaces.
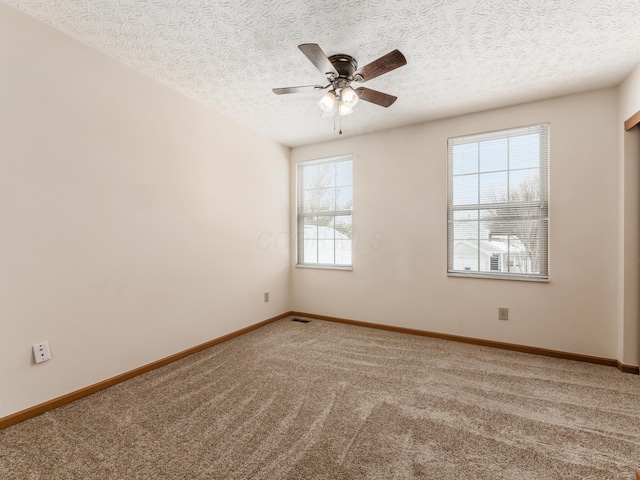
xmin=4 ymin=0 xmax=640 ymax=146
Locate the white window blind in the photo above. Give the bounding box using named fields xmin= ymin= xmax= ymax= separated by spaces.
xmin=447 ymin=124 xmax=549 ymax=280
xmin=297 ymin=154 xmax=353 ymax=268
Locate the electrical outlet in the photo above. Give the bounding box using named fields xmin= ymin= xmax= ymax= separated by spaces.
xmin=33 ymin=341 xmax=51 ymax=364
xmin=498 ymin=307 xmax=509 ymax=321
xmin=264 ymin=291 xmax=269 ymax=302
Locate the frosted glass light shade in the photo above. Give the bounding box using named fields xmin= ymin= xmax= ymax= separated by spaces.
xmin=341 ymin=86 xmax=359 ymax=108
xmin=318 ymin=91 xmax=336 ymax=112
xmin=338 ymin=100 xmax=353 ymax=116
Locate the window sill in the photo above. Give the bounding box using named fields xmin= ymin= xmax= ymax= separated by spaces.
xmin=296 ymin=263 xmax=353 ymax=271
xmin=448 ymin=272 xmax=549 ymax=282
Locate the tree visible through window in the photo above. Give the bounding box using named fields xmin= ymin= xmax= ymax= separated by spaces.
xmin=297 ymin=155 xmax=353 ymax=268
xmin=447 ymin=124 xmax=549 ymax=280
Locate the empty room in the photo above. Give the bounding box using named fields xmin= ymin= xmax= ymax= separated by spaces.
xmin=1 ymin=0 xmax=640 ymax=478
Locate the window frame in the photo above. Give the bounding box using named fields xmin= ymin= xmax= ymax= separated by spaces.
xmin=296 ymin=154 xmax=353 ymax=270
xmin=447 ymin=123 xmax=550 ymax=282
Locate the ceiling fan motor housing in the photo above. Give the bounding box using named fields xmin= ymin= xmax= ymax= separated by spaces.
xmin=328 ymin=54 xmax=358 ymax=80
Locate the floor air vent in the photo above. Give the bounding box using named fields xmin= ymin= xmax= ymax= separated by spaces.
xmin=291 ymin=318 xmax=311 ymax=323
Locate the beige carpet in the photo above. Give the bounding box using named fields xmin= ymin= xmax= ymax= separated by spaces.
xmin=1 ymin=317 xmax=639 ymax=479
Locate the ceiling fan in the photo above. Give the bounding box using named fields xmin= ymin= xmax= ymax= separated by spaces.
xmin=273 ymin=43 xmax=407 ymax=131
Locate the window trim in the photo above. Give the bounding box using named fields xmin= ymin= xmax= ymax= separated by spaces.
xmin=296 ymin=154 xmax=353 ymax=270
xmin=447 ymin=123 xmax=550 ymax=282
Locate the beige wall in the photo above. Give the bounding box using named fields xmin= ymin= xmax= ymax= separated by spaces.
xmin=0 ymin=4 xmax=290 ymax=417
xmin=291 ymin=89 xmax=623 ymax=362
xmin=3 ymin=1 xmax=638 ymax=421
xmin=618 ymin=63 xmax=640 ymax=366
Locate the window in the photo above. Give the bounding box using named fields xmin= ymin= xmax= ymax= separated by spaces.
xmin=297 ymin=154 xmax=353 ymax=269
xmin=447 ymin=124 xmax=549 ymax=280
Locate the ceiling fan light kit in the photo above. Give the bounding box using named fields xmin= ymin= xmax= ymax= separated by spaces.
xmin=273 ymin=43 xmax=407 ymax=133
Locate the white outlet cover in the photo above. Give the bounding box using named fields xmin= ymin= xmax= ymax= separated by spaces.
xmin=33 ymin=342 xmax=51 ymax=364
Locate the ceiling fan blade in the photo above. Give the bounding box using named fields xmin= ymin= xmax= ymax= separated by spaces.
xmin=354 ymin=49 xmax=407 ymax=83
xmin=355 ymin=87 xmax=398 ymax=107
xmin=298 ymin=43 xmax=339 ymax=78
xmin=273 ymin=85 xmax=325 ymax=95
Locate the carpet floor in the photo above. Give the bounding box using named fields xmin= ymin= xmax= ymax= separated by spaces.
xmin=1 ymin=317 xmax=639 ymax=479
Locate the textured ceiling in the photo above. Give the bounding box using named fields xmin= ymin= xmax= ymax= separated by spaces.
xmin=4 ymin=0 xmax=640 ymax=147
